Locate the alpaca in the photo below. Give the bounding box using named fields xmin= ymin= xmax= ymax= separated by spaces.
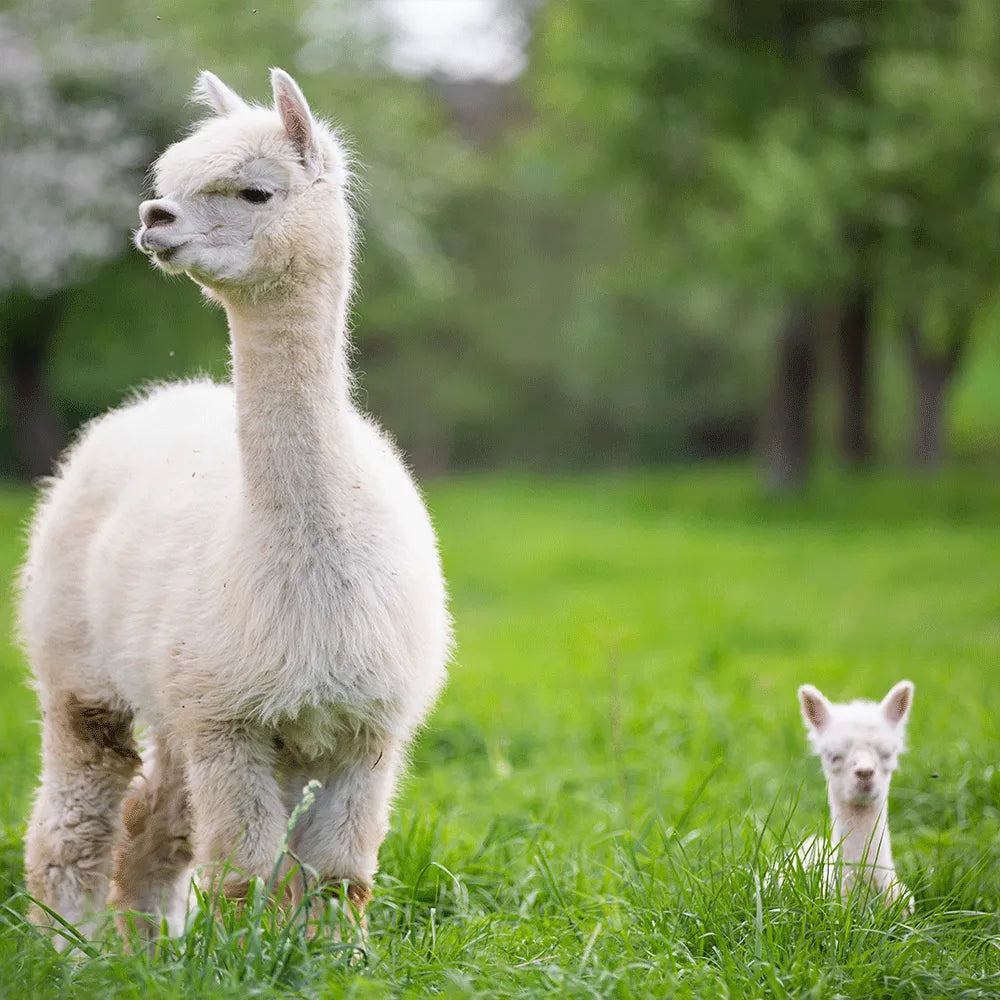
xmin=18 ymin=68 xmax=451 ymax=946
xmin=797 ymin=680 xmax=914 ymax=910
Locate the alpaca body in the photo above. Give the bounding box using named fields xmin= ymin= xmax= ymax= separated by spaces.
xmin=797 ymin=681 xmax=914 ymax=910
xmin=19 ymin=68 xmax=450 ymax=945
xmin=21 ymin=380 xmax=447 ymax=744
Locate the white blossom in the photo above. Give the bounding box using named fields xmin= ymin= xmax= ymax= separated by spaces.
xmin=0 ymin=7 xmax=165 ymax=295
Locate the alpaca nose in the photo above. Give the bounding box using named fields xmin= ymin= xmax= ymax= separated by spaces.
xmin=140 ymin=199 xmax=178 ymax=229
xmin=854 ymin=766 xmax=875 ymax=781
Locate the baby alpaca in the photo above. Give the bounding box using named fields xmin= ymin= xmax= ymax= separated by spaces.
xmin=798 ymin=680 xmax=914 ymax=909
xmin=19 ymin=69 xmax=451 ymax=946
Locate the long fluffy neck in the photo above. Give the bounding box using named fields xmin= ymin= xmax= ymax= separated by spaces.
xmin=829 ymin=788 xmax=894 ymax=873
xmin=226 ymin=279 xmax=352 ymax=525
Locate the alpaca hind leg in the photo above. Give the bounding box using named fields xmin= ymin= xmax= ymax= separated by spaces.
xmin=184 ymin=727 xmax=289 ymax=903
xmin=25 ymin=692 xmax=140 ymax=949
xmin=109 ymin=735 xmax=193 ymax=943
xmin=287 ymin=742 xmax=401 ymax=933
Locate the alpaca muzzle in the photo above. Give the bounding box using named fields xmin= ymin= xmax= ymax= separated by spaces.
xmin=136 ymin=199 xmax=189 ymax=255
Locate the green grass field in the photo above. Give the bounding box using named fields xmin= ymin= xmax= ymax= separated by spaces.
xmin=0 ymin=466 xmax=998 ymax=998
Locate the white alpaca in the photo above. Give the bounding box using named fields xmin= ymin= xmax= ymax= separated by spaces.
xmin=797 ymin=680 xmax=914 ymax=910
xmin=19 ymin=69 xmax=451 ymax=945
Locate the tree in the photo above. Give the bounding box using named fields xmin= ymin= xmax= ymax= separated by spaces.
xmin=528 ymin=0 xmax=1000 ymax=482
xmin=528 ymin=0 xmax=865 ymax=485
xmin=867 ymin=0 xmax=1000 ymax=467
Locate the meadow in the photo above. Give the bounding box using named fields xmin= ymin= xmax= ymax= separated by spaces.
xmin=0 ymin=466 xmax=997 ymax=998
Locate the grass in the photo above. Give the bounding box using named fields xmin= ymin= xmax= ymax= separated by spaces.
xmin=0 ymin=464 xmax=998 ymax=998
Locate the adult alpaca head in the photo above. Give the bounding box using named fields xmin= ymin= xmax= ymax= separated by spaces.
xmin=135 ymin=68 xmax=353 ymax=306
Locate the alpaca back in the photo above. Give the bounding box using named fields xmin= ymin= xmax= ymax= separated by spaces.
xmin=19 ymin=381 xmax=238 ymax=702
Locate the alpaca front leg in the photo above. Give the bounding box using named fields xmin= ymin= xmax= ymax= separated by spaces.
xmin=881 ymin=877 xmax=914 ymax=913
xmin=287 ymin=743 xmax=401 ymax=925
xmin=25 ymin=692 xmax=140 ymax=948
xmin=875 ymin=867 xmax=914 ymax=913
xmin=184 ymin=727 xmax=288 ymax=902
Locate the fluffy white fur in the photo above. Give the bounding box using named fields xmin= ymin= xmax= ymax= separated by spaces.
xmin=19 ymin=69 xmax=451 ymax=945
xmin=797 ymin=680 xmax=914 ymax=910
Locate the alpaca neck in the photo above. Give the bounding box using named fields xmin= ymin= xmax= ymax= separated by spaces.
xmin=829 ymin=790 xmax=894 ymax=873
xmin=226 ymin=281 xmax=352 ymax=522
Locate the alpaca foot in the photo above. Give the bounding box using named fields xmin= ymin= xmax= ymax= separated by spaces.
xmin=304 ymin=879 xmax=371 ymax=952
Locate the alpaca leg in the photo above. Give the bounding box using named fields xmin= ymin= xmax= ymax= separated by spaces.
xmin=287 ymin=742 xmax=402 ymax=924
xmin=25 ymin=691 xmax=140 ymax=948
xmin=882 ymin=875 xmax=914 ymax=913
xmin=183 ymin=727 xmax=288 ymax=901
xmin=108 ymin=735 xmax=193 ymax=942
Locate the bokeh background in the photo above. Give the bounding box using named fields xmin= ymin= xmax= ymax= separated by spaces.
xmin=2 ymin=0 xmax=999 ymax=487
xmin=1 ymin=5 xmax=999 ymax=993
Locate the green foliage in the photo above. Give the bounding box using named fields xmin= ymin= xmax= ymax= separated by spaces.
xmin=1 ymin=467 xmax=999 ymax=996
xmin=868 ymin=0 xmax=1000 ymax=336
xmin=531 ymin=0 xmax=1000 ymax=329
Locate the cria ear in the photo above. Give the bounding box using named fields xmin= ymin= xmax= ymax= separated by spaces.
xmin=271 ymin=68 xmax=323 ymax=181
xmin=881 ymin=680 xmax=914 ymax=726
xmin=192 ymin=71 xmax=248 ymax=116
xmin=798 ymin=684 xmax=831 ymax=732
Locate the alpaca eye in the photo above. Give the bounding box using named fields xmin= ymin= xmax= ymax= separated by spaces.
xmin=828 ymin=753 xmax=844 ymax=766
xmin=239 ymin=187 xmax=273 ymax=204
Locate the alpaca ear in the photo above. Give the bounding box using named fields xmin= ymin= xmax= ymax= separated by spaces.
xmin=798 ymin=684 xmax=831 ymax=732
xmin=192 ymin=71 xmax=248 ymax=116
xmin=881 ymin=680 xmax=914 ymax=726
xmin=271 ymin=68 xmax=323 ymax=181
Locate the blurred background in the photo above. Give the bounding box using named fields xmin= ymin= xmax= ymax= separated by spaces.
xmin=1 ymin=0 xmax=998 ymax=488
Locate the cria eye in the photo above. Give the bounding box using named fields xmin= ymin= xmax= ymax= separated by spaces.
xmin=828 ymin=753 xmax=844 ymax=765
xmin=239 ymin=187 xmax=273 ymax=204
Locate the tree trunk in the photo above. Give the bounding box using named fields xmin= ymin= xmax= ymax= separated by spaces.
xmin=903 ymin=320 xmax=965 ymax=471
xmin=835 ymin=284 xmax=874 ymax=466
xmin=911 ymin=361 xmax=949 ymax=469
xmin=763 ymin=300 xmax=818 ymax=491
xmin=0 ymin=291 xmax=67 ymax=479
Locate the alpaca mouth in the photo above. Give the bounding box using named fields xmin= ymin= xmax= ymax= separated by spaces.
xmin=154 ymin=245 xmax=181 ymax=263
xmin=137 ymin=226 xmax=189 ymax=261
xmin=148 ymin=241 xmax=192 ymax=273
